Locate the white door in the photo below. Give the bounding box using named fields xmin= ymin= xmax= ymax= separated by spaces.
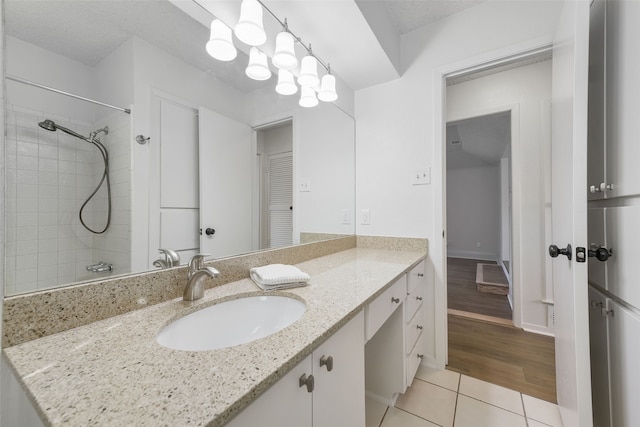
xmin=550 ymin=1 xmax=592 ymax=425
xmin=198 ymin=108 xmax=253 ymax=258
xmin=267 ymin=152 xmax=293 ymax=248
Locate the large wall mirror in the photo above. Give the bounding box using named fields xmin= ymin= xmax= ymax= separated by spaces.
xmin=3 ymin=0 xmax=355 ymax=296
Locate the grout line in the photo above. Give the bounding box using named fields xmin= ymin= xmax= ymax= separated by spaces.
xmin=452 ymin=387 xmax=460 ymax=427
xmin=458 ymin=393 xmax=528 ymax=418
xmin=412 ymin=375 xmax=460 ymax=394
xmin=394 ymin=407 xmax=445 ymax=427
xmin=378 ymin=405 xmax=389 ymax=427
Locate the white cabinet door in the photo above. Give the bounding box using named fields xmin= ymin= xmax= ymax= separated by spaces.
xmin=226 ymin=355 xmax=313 ymax=427
xmin=606 ymin=0 xmax=640 ymax=198
xmin=588 ymin=286 xmax=611 ymax=427
xmin=587 ymin=207 xmax=606 ymax=289
xmin=607 ymin=299 xmax=640 ymax=427
xmin=313 ymin=311 xmax=365 ymax=427
xmin=587 ymin=0 xmax=606 ymax=201
xmin=605 ymin=206 xmax=640 ymax=310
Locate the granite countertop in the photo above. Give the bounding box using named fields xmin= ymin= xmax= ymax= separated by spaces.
xmin=3 ymin=247 xmax=426 ymax=426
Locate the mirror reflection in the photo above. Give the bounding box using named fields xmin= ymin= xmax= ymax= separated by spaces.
xmin=3 ymin=0 xmax=355 ymax=296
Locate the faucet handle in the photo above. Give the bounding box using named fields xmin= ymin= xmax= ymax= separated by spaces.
xmin=158 ymin=248 xmax=181 ymax=266
xmin=188 ymin=253 xmax=212 ymax=273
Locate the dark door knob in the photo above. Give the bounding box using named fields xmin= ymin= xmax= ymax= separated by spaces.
xmin=588 ymin=246 xmax=611 ymax=262
xmin=205 ymin=228 xmax=216 ymax=236
xmin=549 ymin=244 xmax=572 ymax=260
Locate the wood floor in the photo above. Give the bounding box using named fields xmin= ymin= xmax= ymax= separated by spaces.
xmin=446 ymin=257 xmax=556 ymax=403
xmin=447 ymin=314 xmax=557 ymax=403
xmin=447 ymin=257 xmax=512 ymax=319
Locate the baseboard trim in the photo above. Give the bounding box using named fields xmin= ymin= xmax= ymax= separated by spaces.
xmin=447 ymin=250 xmax=497 ymax=261
xmin=521 ymin=322 xmax=555 ymax=337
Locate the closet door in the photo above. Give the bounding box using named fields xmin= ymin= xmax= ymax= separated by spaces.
xmin=608 ymin=299 xmax=640 ymax=427
xmin=588 ymin=286 xmax=611 ymax=427
xmin=605 ymin=0 xmax=640 ymax=198
xmin=267 ymin=152 xmax=293 ymax=248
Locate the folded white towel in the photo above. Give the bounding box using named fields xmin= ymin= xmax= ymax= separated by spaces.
xmin=250 ymin=264 xmax=310 ymax=291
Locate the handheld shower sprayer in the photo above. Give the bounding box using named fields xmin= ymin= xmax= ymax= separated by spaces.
xmin=37 ymin=119 xmax=112 ymax=234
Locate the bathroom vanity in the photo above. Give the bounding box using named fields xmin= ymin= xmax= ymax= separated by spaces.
xmin=3 ymin=245 xmax=428 ymax=426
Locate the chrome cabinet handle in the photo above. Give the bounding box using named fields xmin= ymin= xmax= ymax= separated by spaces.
xmin=320 ymin=355 xmax=334 ymax=372
xmin=417 ymin=354 xmax=424 ymax=359
xmin=417 ymin=273 xmax=424 ymax=277
xmin=391 ymin=297 xmax=400 ymax=304
xmin=299 ymin=374 xmax=314 ymax=392
xmin=416 ymin=296 xmax=423 ymax=301
xmin=417 ymin=325 xmax=423 ymax=330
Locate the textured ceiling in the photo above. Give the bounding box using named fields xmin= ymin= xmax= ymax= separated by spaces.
xmin=383 ymin=0 xmax=486 ymax=34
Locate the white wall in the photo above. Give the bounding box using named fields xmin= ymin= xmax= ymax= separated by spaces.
xmin=447 ymin=165 xmax=501 ymax=260
xmin=447 ymin=60 xmax=553 ymax=334
xmin=355 ymin=1 xmax=562 ymax=364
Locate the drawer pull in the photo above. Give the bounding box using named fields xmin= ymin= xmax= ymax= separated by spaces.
xmin=416 ymin=296 xmax=423 ymax=301
xmin=417 ymin=354 xmax=424 ymax=359
xmin=417 ymin=273 xmax=424 ymax=277
xmin=416 ymin=325 xmax=423 ymax=330
xmin=391 ymin=297 xmax=400 ymax=304
xmin=320 ymin=355 xmax=334 ymax=372
xmin=299 ymin=374 xmax=314 ymax=392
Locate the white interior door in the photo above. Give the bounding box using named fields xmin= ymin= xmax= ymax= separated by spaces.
xmin=550 ymin=1 xmax=592 ymax=425
xmin=198 ymin=107 xmax=253 ymax=258
xmin=267 ymin=152 xmax=293 ymax=248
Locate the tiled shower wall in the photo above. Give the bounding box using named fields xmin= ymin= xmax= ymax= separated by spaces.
xmin=4 ymin=105 xmax=132 ymax=295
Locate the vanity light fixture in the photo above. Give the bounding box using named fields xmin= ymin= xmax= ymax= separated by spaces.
xmin=272 ymin=21 xmax=298 ymax=70
xmin=318 ymin=67 xmax=337 ymax=102
xmin=234 ymin=0 xmax=267 ymax=46
xmin=298 ymin=51 xmax=320 ymax=88
xmin=299 ymin=86 xmax=319 ymax=108
xmin=206 ymin=19 xmax=237 ymax=61
xmin=204 ymin=0 xmax=338 ymax=105
xmin=276 ymin=69 xmax=298 ymax=95
xmin=246 ymin=47 xmax=272 ymax=80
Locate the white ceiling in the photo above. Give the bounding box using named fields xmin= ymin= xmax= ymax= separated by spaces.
xmin=4 ymin=0 xmax=486 ymax=93
xmin=447 ymin=112 xmax=511 ymax=170
xmin=383 ymin=0 xmax=486 ymax=34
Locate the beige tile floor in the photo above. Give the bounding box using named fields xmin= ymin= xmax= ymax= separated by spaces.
xmin=366 ymin=366 xmax=563 ymax=427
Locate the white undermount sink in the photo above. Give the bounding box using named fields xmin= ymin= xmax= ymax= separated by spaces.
xmin=157 ymin=295 xmax=306 ymax=351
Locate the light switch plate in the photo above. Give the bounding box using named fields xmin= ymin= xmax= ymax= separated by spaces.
xmin=361 ymin=209 xmax=370 ymax=225
xmin=342 ymin=209 xmax=351 ymax=225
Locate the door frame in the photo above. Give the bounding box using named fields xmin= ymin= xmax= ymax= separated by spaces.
xmin=445 ymin=105 xmax=519 ymax=318
xmin=432 ymin=39 xmax=554 ymax=367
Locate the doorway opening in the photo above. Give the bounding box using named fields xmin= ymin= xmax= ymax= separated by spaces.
xmin=446 ymin=112 xmax=513 ymax=324
xmin=256 ymin=120 xmax=294 ymax=250
xmin=439 ymin=49 xmax=557 ymax=402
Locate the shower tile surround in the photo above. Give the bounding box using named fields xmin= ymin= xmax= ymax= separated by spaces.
xmin=4 ymin=105 xmax=132 ymax=295
xmin=2 ymin=236 xmax=427 ymax=426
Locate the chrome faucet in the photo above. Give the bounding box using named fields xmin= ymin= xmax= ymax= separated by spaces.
xmin=153 ymin=248 xmax=181 ymax=269
xmin=184 ymin=254 xmax=220 ymax=301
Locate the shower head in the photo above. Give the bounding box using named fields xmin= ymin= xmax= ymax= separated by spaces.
xmin=38 ymin=119 xmax=57 ymax=132
xmin=37 ymin=119 xmax=90 ymax=142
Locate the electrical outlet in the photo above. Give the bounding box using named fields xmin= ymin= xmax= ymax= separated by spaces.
xmin=342 ymin=209 xmax=351 ymax=225
xmin=299 ymin=178 xmax=310 ymax=192
xmin=361 ymin=209 xmax=370 ymax=225
xmin=412 ymin=167 xmax=431 ymax=185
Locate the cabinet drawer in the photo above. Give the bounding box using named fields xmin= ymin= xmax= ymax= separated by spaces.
xmin=366 ymin=275 xmax=406 ymax=341
xmin=405 ymin=281 xmax=425 ymax=323
xmin=406 ymin=333 xmax=425 ymax=388
xmin=407 ymin=261 xmax=426 ymax=294
xmin=405 ymin=310 xmax=424 ymax=355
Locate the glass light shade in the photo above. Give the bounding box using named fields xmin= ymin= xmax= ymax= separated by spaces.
xmin=276 ymin=69 xmax=298 ymax=95
xmin=299 ymin=86 xmax=319 ymax=108
xmin=272 ymin=31 xmax=298 ymax=70
xmin=246 ymin=47 xmax=271 ymax=81
xmin=206 ymin=19 xmax=237 ymax=61
xmin=298 ymin=55 xmax=319 ymax=88
xmin=234 ymin=0 xmax=267 ymax=46
xmin=318 ymin=74 xmax=338 ymax=102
